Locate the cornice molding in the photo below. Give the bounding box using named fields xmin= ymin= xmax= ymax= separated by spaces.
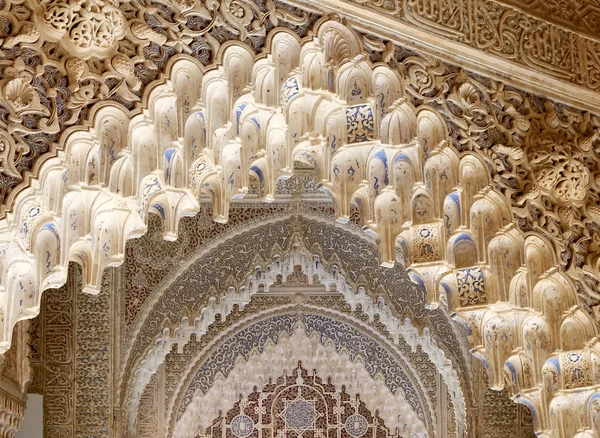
xmin=306 ymin=0 xmax=600 ymax=112
xmin=495 ymin=0 xmax=600 ymax=41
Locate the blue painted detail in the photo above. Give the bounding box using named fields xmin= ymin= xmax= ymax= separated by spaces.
xmin=589 ymin=392 xmax=600 ymax=409
xmin=327 ymin=70 xmax=334 ymax=93
xmin=333 ymin=165 xmax=340 ymax=178
xmin=408 ymin=271 xmax=426 ymax=291
xmin=235 ymin=103 xmax=248 ymax=134
xmin=505 ymin=361 xmax=517 ymax=385
xmin=151 ymin=203 xmax=166 ymax=220
xmin=45 ymin=251 xmax=52 ymax=274
xmin=393 ymin=153 xmax=411 ymax=164
xmin=165 ymin=147 xmax=177 ymax=163
xmin=517 ymin=398 xmax=537 ymax=428
xmin=345 ymin=104 xmax=374 ymax=143
xmin=450 ymin=312 xmax=472 ymax=335
xmin=109 ymin=140 xmax=118 ymax=164
xmin=547 ymin=357 xmax=560 ymax=375
xmin=250 ymin=165 xmax=264 ymax=193
xmin=398 ymin=239 xmax=408 ymax=258
xmin=41 ymin=223 xmax=61 ymax=253
xmin=281 ymin=77 xmax=300 ymax=103
xmin=28 ymin=206 xmax=41 ymax=218
xmin=41 ymin=222 xmax=58 ymax=236
xmin=454 ymin=232 xmax=473 ymax=245
xmin=418 ymin=227 xmax=431 ymax=238
xmin=448 ymin=192 xmax=461 ymax=215
xmin=472 ymin=351 xmax=490 ymax=370
xmin=165 ymin=147 xmax=177 ymax=179
xmin=456 ymin=266 xmax=486 ymax=306
xmin=374 ymin=149 xmax=389 ymax=186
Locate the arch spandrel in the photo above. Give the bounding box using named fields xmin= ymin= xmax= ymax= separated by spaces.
xmin=0 ymin=13 xmax=599 ymax=438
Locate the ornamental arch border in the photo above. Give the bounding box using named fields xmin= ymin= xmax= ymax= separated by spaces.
xmin=121 ymin=235 xmax=467 ymax=437
xmin=119 ymin=214 xmax=472 ymax=429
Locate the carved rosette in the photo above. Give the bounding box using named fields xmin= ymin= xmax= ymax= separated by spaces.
xmin=524 ymin=127 xmax=600 ymax=208
xmin=32 ymin=0 xmax=126 ymax=58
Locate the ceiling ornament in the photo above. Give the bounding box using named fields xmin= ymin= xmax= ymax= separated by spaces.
xmin=171 ymin=320 xmax=430 ymax=438
xmin=190 ymin=362 xmax=425 ymax=438
xmin=0 ymin=15 xmax=599 ymax=438
xmin=0 ymin=0 xmax=321 ymax=212
xmin=123 ymin=246 xmax=465 ymax=437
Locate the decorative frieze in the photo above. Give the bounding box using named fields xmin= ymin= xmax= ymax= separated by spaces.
xmin=75 ymin=272 xmax=112 ymax=437
xmin=42 ymin=266 xmax=76 ymax=437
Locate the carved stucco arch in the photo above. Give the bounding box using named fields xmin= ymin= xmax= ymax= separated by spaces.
xmin=0 ymin=17 xmax=598 ymax=437
xmin=166 ymin=309 xmax=437 ymax=438
xmin=119 ymin=213 xmax=471 ymax=421
xmin=123 ymin=236 xmax=466 ymax=437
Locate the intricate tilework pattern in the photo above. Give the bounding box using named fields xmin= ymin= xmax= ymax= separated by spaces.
xmin=346 ymin=105 xmax=374 ymax=143
xmin=205 ymin=365 xmax=398 ymax=438
xmin=283 ymin=399 xmax=316 ymax=430
xmin=231 ymin=415 xmax=255 ymax=437
xmin=456 ymin=267 xmax=486 ymax=306
xmin=412 ymin=226 xmax=442 ymax=263
xmin=345 ymin=414 xmax=368 ymax=437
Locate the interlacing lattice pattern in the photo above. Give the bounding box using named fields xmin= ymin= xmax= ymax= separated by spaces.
xmin=170 ymin=315 xmax=432 ymax=438
xmin=1 ymin=15 xmax=600 ymax=438
xmin=201 ymin=363 xmax=424 ymax=438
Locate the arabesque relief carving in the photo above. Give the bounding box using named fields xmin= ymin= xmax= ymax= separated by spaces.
xmin=0 ymin=0 xmax=595 ymax=213
xmin=190 ymin=362 xmax=422 ymax=438
xmin=23 ymin=253 xmax=535 ymax=438
xmin=0 ymin=8 xmax=600 ymax=438
xmin=487 ymin=0 xmax=600 ymax=39
xmin=120 ymin=217 xmax=471 ymax=430
xmin=171 ymin=315 xmax=432 ymax=438
xmin=121 ymin=227 xmax=468 ymax=437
